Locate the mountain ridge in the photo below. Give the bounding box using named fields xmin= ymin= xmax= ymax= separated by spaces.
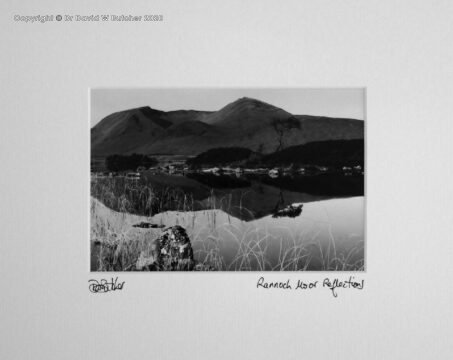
xmin=91 ymin=97 xmax=364 ymax=156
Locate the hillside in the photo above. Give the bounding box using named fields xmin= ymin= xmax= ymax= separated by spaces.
xmin=262 ymin=139 xmax=364 ymax=167
xmin=91 ymin=97 xmax=364 ymax=156
xmin=91 ymin=107 xmax=168 ymax=155
xmin=187 ymin=147 xmax=253 ymax=166
xmin=201 ymin=97 xmax=292 ymax=129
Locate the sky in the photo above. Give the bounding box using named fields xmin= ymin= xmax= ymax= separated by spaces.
xmin=91 ymin=88 xmax=365 ymax=127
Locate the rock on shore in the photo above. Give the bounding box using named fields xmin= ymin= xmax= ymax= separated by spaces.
xmin=136 ymin=225 xmax=195 ymax=271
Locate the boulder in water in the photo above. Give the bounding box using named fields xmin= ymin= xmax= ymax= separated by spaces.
xmin=272 ymin=204 xmax=303 ymax=218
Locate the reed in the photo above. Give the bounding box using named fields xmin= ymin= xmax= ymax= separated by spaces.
xmin=90 ymin=177 xmax=364 ymax=271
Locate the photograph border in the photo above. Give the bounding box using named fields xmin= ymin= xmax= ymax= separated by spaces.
xmin=88 ymin=86 xmax=367 ymax=273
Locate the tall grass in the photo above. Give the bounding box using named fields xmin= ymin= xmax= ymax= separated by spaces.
xmin=91 ymin=177 xmax=195 ymax=216
xmin=90 ymin=177 xmax=364 ymax=271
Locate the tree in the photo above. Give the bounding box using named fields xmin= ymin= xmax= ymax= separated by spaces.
xmin=256 ymin=143 xmax=265 ymax=155
xmin=271 ymin=116 xmax=301 ymax=152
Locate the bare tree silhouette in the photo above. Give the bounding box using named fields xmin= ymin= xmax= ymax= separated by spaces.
xmin=271 ymin=116 xmax=301 ymax=152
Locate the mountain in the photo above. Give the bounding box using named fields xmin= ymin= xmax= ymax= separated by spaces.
xmin=162 ymin=110 xmax=214 ymax=125
xmin=201 ymin=97 xmax=292 ymax=128
xmin=91 ymin=97 xmax=364 ymax=157
xmin=91 ymin=107 xmax=168 ymax=155
xmin=91 ymin=107 xmax=213 ymax=155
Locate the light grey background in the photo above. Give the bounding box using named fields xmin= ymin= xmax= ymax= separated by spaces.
xmin=1 ymin=1 xmax=452 ymax=359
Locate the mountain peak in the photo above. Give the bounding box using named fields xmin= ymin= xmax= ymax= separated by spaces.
xmin=228 ymin=97 xmax=287 ymax=113
xmin=232 ymin=96 xmax=270 ymax=106
xmin=237 ymin=96 xmax=257 ymax=102
xmin=108 ymin=105 xmax=158 ymax=116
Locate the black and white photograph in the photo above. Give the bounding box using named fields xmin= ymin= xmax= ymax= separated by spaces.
xmin=90 ymin=88 xmax=365 ymax=271
xmin=3 ymin=1 xmax=453 ymax=359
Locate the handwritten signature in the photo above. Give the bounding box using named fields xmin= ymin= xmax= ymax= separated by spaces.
xmin=88 ymin=277 xmax=125 ymax=293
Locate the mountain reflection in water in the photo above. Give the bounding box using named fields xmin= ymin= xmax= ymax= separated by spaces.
xmin=146 ymin=172 xmax=364 ymax=270
xmin=91 ymin=172 xmax=365 ymax=271
xmin=142 ymin=172 xmax=364 ymax=222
